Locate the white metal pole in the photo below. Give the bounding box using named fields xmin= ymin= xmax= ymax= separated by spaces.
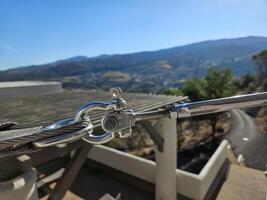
xmin=155 ymin=118 xmax=177 ymax=200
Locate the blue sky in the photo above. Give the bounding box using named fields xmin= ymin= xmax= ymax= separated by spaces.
xmin=0 ymin=0 xmax=267 ymax=69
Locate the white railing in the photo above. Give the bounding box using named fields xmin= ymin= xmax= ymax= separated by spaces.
xmin=88 ymin=137 xmax=234 ymax=200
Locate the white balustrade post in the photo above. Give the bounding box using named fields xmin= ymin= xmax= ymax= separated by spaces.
xmin=155 ymin=118 xmax=177 ymax=200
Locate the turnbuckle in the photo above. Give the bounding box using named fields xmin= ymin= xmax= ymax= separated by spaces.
xmin=33 ymin=87 xmax=134 ymax=147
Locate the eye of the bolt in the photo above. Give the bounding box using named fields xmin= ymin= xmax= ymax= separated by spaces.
xmin=110 ymin=87 xmax=122 ymax=99
xmin=103 ymin=117 xmax=118 ymax=131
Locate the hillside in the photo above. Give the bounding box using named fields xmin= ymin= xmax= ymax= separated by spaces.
xmin=1 ymin=36 xmax=267 ymax=92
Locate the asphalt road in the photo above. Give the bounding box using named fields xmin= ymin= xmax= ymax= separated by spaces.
xmin=224 ymin=109 xmax=267 ymax=171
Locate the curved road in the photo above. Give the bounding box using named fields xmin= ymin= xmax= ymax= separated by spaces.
xmin=224 ymin=109 xmax=267 ymax=171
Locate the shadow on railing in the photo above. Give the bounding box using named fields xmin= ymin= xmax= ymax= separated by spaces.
xmin=87 ymin=140 xmax=236 ymax=200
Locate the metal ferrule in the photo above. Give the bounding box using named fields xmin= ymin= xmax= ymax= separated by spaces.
xmin=171 ymin=92 xmax=267 ymax=118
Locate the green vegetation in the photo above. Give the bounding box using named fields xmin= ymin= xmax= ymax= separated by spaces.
xmin=102 ymin=71 xmax=131 ymax=80
xmin=165 ymin=49 xmax=267 ymax=141
xmin=253 ymin=50 xmax=267 ymax=91
xmin=164 ymin=66 xmax=261 ymax=147
xmin=233 ymin=73 xmax=257 ymax=94
xmin=165 ymin=67 xmax=236 ymax=101
xmin=252 ymin=50 xmax=267 ymax=132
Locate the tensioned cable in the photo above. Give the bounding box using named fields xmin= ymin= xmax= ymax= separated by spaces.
xmin=22 ymin=95 xmax=185 ymax=133
xmin=6 ymin=93 xmax=154 ymax=125
xmin=0 ymin=92 xmax=118 ymax=126
xmin=11 ymin=98 xmax=161 ymax=128
xmin=15 ymin=95 xmax=158 ymax=125
xmin=0 ymin=96 xmax=186 ymax=148
xmin=12 ymin=95 xmax=183 ymax=128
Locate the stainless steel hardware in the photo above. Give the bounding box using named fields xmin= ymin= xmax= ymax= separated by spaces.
xmin=33 ymin=87 xmax=267 ymax=147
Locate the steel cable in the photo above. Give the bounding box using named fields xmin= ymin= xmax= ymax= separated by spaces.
xmin=0 ymin=96 xmax=186 ymax=149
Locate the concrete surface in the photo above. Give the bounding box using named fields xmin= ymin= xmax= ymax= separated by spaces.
xmin=0 ymin=81 xmax=62 ymax=97
xmin=216 ymin=164 xmax=267 ymax=200
xmin=225 ymin=109 xmax=267 ymax=171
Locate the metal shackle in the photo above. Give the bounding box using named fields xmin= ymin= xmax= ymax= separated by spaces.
xmin=74 ymin=101 xmax=116 ymax=144
xmin=75 ymin=87 xmax=129 ymax=144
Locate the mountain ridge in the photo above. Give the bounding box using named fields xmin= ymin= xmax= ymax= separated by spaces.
xmin=5 ymin=35 xmax=267 ymax=71
xmin=1 ymin=36 xmax=267 ymax=92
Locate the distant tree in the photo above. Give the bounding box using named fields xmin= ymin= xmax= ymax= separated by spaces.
xmin=165 ymin=67 xmax=235 ymax=135
xmin=261 ymin=79 xmax=267 ymax=92
xmin=232 ymin=73 xmax=256 ymax=93
xmin=181 ymin=78 xmax=207 ymax=101
xmin=204 ymin=67 xmax=234 ymax=99
xmin=247 ymin=82 xmax=257 ymax=93
xmin=202 ymin=67 xmax=234 ymax=134
xmin=252 ymin=50 xmax=267 ymax=84
xmin=164 ymin=79 xmax=206 ymax=101
xmin=232 ymin=78 xmax=242 ymax=91
xmin=165 ymin=67 xmax=234 ymax=100
xmin=241 ymin=74 xmax=255 ymax=89
xmin=164 ymin=88 xmax=183 ymax=96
